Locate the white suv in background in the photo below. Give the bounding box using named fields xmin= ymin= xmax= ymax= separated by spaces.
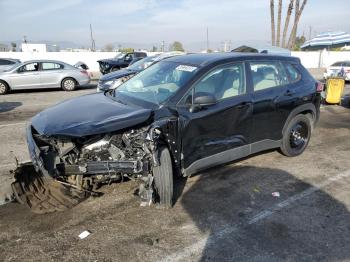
xmin=324 ymin=61 xmax=350 ymax=80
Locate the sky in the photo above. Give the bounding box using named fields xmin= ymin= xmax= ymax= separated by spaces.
xmin=0 ymin=0 xmax=350 ymax=51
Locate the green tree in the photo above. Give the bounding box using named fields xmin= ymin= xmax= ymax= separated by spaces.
xmin=10 ymin=42 xmax=16 ymax=52
xmin=118 ymin=47 xmax=134 ymax=53
xmin=170 ymin=41 xmax=185 ymax=52
xmin=292 ymin=35 xmax=306 ymax=50
xmin=104 ymin=43 xmax=114 ymax=52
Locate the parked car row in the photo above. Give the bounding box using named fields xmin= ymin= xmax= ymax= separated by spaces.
xmin=97 ymin=51 xmax=185 ymax=92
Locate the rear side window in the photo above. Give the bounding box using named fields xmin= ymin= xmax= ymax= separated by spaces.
xmin=42 ymin=63 xmax=64 ymax=70
xmin=249 ymin=61 xmax=288 ymax=91
xmin=284 ymin=63 xmax=301 ymax=83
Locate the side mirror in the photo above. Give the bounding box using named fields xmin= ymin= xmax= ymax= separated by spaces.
xmin=190 ymin=94 xmax=216 ymax=112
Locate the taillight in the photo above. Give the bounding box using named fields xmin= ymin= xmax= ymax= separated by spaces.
xmin=316 ymin=82 xmax=324 ymax=92
xmin=81 ymin=70 xmax=88 ymax=76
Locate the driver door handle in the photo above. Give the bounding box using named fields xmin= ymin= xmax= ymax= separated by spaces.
xmin=237 ymin=102 xmax=249 ymax=109
xmin=285 ymin=89 xmax=296 ymax=96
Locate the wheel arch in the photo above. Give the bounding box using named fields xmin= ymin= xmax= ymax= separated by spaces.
xmin=282 ymin=103 xmax=317 ymax=134
xmin=0 ymin=79 xmax=11 ymax=90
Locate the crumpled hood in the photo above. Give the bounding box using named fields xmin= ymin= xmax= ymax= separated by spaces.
xmin=31 ymin=93 xmax=152 ymax=137
xmin=100 ymin=68 xmax=136 ymax=82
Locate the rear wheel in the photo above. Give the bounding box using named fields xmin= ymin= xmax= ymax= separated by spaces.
xmin=280 ymin=114 xmax=312 ymax=157
xmin=0 ymin=80 xmax=9 ymax=95
xmin=61 ymin=78 xmax=77 ymax=91
xmin=11 ymin=163 xmax=87 ymax=214
xmin=153 ymin=147 xmax=173 ymax=208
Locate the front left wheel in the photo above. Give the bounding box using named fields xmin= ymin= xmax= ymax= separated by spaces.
xmin=153 ymin=147 xmax=173 ymax=208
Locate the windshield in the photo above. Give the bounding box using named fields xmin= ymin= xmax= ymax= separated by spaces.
xmin=127 ymin=56 xmax=157 ymax=71
xmin=115 ymin=61 xmax=198 ymax=105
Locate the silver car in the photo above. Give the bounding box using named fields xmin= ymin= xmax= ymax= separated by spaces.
xmin=0 ymin=60 xmax=90 ymax=95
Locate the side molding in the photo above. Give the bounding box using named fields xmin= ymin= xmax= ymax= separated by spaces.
xmin=183 ymin=139 xmax=281 ymax=177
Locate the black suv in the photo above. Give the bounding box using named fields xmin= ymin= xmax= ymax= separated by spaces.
xmin=97 ymin=52 xmax=147 ymax=75
xmin=13 ymin=53 xmax=321 ymax=213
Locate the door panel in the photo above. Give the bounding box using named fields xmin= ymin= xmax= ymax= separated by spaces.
xmin=179 ymin=95 xmax=253 ymax=169
xmin=249 ymin=61 xmax=292 ymax=142
xmin=40 ymin=71 xmax=63 ymax=87
xmin=8 ymin=62 xmax=41 ymax=89
xmin=178 ymin=62 xmax=253 ymax=171
xmin=40 ymin=62 xmax=64 ymax=87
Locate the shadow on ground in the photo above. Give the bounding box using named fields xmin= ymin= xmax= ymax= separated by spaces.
xmin=181 ymin=165 xmax=350 ymax=261
xmin=0 ymin=102 xmax=22 ymax=113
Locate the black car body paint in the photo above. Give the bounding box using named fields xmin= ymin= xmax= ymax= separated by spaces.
xmin=18 ymin=53 xmax=321 ymax=209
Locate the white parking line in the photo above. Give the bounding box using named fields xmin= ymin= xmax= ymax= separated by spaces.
xmin=163 ymin=170 xmax=350 ymax=262
xmin=0 ymin=122 xmax=26 ymax=128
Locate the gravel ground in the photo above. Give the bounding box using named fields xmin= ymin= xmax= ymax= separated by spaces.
xmin=0 ymin=82 xmax=349 ymax=261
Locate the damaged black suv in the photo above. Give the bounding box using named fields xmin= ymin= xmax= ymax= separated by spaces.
xmin=12 ymin=53 xmax=321 ymax=213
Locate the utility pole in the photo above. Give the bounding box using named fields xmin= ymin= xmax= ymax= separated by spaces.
xmin=90 ymin=24 xmax=96 ymax=51
xmin=206 ymin=27 xmax=209 ymax=52
xmin=308 ymin=26 xmax=312 ymax=40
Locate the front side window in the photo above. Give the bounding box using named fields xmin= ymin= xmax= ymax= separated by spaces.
xmin=184 ymin=63 xmax=246 ymax=104
xmin=249 ymin=61 xmax=288 ymax=91
xmin=42 ymin=62 xmax=63 ymax=70
xmin=18 ymin=62 xmax=39 ymax=73
xmin=115 ymin=61 xmax=198 ymax=104
xmin=284 ymin=63 xmax=301 ymax=83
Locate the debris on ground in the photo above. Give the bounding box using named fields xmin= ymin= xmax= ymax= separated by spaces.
xmin=78 ymin=230 xmax=91 ymax=239
xmin=272 ymin=192 xmax=280 ymax=197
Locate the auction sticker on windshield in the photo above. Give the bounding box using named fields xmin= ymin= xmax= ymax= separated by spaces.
xmin=176 ymin=65 xmax=197 ymax=72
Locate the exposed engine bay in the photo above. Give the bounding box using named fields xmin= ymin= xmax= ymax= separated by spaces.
xmin=23 ymin=125 xmax=163 ymax=205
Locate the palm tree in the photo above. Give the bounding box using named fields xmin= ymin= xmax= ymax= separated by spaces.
xmin=276 ymin=0 xmax=283 ymax=46
xmin=287 ymin=0 xmax=308 ymax=49
xmin=282 ymin=0 xmax=294 ymax=48
xmin=270 ymin=0 xmax=276 ymax=45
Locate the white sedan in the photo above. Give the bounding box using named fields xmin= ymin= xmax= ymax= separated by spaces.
xmin=324 ymin=61 xmax=350 ymax=80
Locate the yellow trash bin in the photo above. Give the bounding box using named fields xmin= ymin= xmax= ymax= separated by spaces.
xmin=325 ymin=77 xmax=345 ymax=104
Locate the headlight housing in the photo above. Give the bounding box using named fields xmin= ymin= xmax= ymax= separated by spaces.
xmin=105 ymin=79 xmax=123 ymax=89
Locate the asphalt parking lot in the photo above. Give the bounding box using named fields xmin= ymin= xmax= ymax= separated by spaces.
xmin=0 ymin=83 xmax=349 ymax=261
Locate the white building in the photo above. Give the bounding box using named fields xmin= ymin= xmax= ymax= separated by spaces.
xmin=21 ymin=43 xmax=47 ymax=52
xmin=0 ymin=43 xmax=8 ymax=52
